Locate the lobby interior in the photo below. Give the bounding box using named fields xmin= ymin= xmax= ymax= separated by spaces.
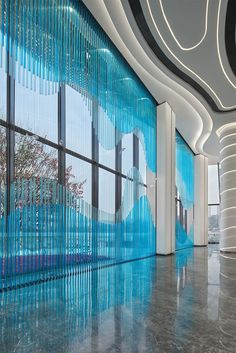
xmin=0 ymin=1 xmax=236 ymax=352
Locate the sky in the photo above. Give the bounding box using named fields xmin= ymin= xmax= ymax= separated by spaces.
xmin=208 ymin=165 xmax=219 ymax=204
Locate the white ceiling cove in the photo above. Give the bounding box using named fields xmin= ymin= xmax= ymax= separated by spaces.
xmin=83 ymin=0 xmax=236 ymax=163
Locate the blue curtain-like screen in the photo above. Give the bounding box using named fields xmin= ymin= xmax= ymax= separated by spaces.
xmin=175 ymin=131 xmax=194 ymax=250
xmin=0 ymin=0 xmax=157 ymax=290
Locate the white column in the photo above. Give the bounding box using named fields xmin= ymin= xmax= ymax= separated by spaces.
xmin=217 ymin=123 xmax=236 ymax=252
xmin=156 ymin=102 xmax=175 ymax=255
xmin=194 ymin=154 xmax=208 ymax=246
xmin=219 ymin=252 xmax=236 ymax=350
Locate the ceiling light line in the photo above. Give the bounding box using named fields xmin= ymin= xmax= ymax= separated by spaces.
xmin=159 ymin=0 xmax=209 ymax=51
xmin=225 ymin=0 xmax=236 ymax=77
xmin=220 ymin=143 xmax=236 ymax=153
xmin=221 ymin=226 xmax=236 ymax=232
xmin=220 ymin=170 xmax=236 ymax=178
xmin=217 ymin=0 xmax=236 ymax=89
xmin=217 ymin=123 xmax=236 ymax=137
xmin=220 ymin=206 xmax=236 ymax=213
xmin=221 ymin=246 xmax=236 ymax=250
xmin=220 ymin=133 xmax=236 ymax=143
xmin=221 ymin=187 xmax=236 ymax=195
xmin=221 ymin=236 xmax=236 ymax=243
xmin=220 ymin=256 xmax=236 ymax=262
xmin=146 ymin=0 xmax=236 ymax=110
xmin=220 ymin=154 xmax=236 ymax=164
xmin=161 ymin=0 xmax=236 ymax=88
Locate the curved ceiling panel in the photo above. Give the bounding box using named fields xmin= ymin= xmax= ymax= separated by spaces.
xmin=129 ymin=0 xmax=236 ymax=113
xmin=83 ymin=0 xmax=236 ymax=163
xmin=128 ymin=0 xmax=222 ymax=113
xmin=159 ymin=0 xmax=208 ymax=50
xmin=225 ymin=0 xmax=236 ymax=76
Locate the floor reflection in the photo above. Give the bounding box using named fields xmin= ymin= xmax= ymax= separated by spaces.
xmin=219 ymin=252 xmax=236 ymax=352
xmin=1 ymin=245 xmax=236 ymax=352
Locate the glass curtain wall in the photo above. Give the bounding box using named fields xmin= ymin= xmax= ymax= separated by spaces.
xmin=208 ymin=164 xmax=220 ymax=243
xmin=175 ymin=132 xmax=195 ymax=250
xmin=0 ymin=0 xmax=157 ymax=290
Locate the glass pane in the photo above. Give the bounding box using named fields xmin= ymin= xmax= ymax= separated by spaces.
xmin=0 ymin=67 xmax=6 ymax=121
xmin=99 ymin=168 xmax=115 ymax=216
xmin=120 ymin=176 xmax=155 ymax=260
xmin=66 ymin=154 xmax=92 ymax=205
xmin=15 ymin=133 xmax=58 ymax=180
xmin=15 ymin=80 xmax=58 ymax=142
xmin=99 ymin=143 xmax=115 ymax=170
xmin=11 ymin=133 xmax=58 ymax=271
xmin=175 ymin=131 xmax=194 ymax=250
xmin=208 ymin=205 xmax=220 ymax=243
xmin=122 ymin=133 xmax=133 ymax=176
xmin=98 ymin=106 xmax=116 ymax=170
xmin=66 ymin=85 xmax=92 ymax=158
xmin=139 ymin=139 xmax=146 ymax=184
xmin=208 ymin=165 xmax=219 ymax=204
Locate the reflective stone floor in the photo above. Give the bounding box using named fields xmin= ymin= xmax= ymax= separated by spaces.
xmin=1 ymin=244 xmax=236 ymax=353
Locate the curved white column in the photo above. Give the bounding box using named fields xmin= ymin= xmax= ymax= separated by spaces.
xmin=218 ymin=123 xmax=236 ymax=252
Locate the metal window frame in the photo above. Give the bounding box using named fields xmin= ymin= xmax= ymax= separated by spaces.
xmin=2 ymin=74 xmax=150 ymax=228
xmin=58 ymin=84 xmax=66 ymax=186
xmin=6 ymin=58 xmax=15 ymax=217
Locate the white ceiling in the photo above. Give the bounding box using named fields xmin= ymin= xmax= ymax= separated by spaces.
xmin=83 ymin=0 xmax=236 ymax=163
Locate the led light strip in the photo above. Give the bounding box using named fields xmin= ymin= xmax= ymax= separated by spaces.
xmin=220 ymin=154 xmax=236 ymax=165
xmin=159 ymin=0 xmax=209 ymax=51
xmin=221 ymin=187 xmax=236 ymax=195
xmin=220 ymin=252 xmax=236 ymax=258
xmin=220 ymin=133 xmax=236 ymax=143
xmin=220 ymin=253 xmax=236 ymax=258
xmin=220 ymin=143 xmax=236 ymax=153
xmin=220 ymin=170 xmax=236 ymax=178
xmin=146 ymin=0 xmax=236 ymax=110
xmin=220 ymin=272 xmax=236 ymax=279
xmin=220 ymin=206 xmax=236 ymax=214
xmin=220 ymin=245 xmax=236 ymax=250
xmin=217 ymin=0 xmax=236 ymax=90
xmin=221 ymin=226 xmax=236 ymax=232
xmin=217 ymin=123 xmax=236 ymax=138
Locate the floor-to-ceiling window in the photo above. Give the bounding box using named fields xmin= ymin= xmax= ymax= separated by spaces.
xmin=208 ymin=164 xmax=220 ymax=243
xmin=0 ymin=0 xmax=157 ymax=290
xmin=175 ymin=132 xmax=195 ymax=250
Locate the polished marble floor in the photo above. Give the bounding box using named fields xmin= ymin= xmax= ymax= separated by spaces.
xmin=0 ymin=244 xmax=236 ymax=353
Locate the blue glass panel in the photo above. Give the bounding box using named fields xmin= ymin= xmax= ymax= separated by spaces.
xmin=175 ymin=131 xmax=194 ymax=250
